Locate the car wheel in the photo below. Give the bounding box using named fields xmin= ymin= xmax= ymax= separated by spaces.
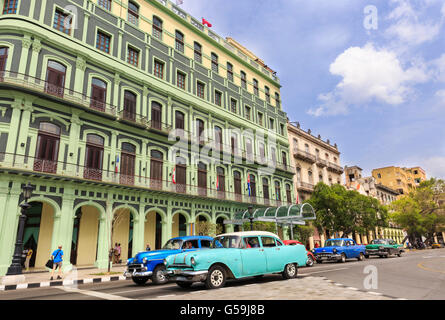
xmin=339 ymin=253 xmax=346 ymax=263
xmin=364 ymin=255 xmax=369 ymax=259
xmin=306 ymin=255 xmax=315 ymax=267
xmin=397 ymin=251 xmax=402 ymax=257
xmin=132 ymin=277 xmax=149 ymax=285
xmin=357 ymin=253 xmax=364 ymax=261
xmin=152 ymin=265 xmax=168 ymax=285
xmin=176 ymin=281 xmax=193 ymax=288
xmin=282 ymin=263 xmax=298 ymax=279
xmin=316 ymin=259 xmax=322 ymax=264
xmin=205 ymin=265 xmax=226 ymax=289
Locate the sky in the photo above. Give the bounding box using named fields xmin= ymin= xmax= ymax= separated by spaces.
xmin=179 ymin=0 xmax=445 ymax=179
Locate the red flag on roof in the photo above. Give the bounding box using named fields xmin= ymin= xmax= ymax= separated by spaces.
xmin=202 ymin=18 xmax=212 ymax=28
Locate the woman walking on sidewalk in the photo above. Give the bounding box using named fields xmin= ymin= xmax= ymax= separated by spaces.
xmin=50 ymin=245 xmax=64 ymax=280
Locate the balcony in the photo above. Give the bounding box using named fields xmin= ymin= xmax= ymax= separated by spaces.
xmin=147 ymin=120 xmax=173 ymax=135
xmin=316 ymin=156 xmax=327 ymax=168
xmin=0 ymin=71 xmax=117 ymax=118
xmin=118 ymin=110 xmax=147 ymax=128
xmin=293 ymin=148 xmax=316 ymax=164
xmin=327 ymin=162 xmax=344 ymax=174
xmin=297 ymin=181 xmax=314 ymax=193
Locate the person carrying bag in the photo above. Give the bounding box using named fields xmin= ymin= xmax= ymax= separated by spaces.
xmin=49 ymin=245 xmax=64 ymax=280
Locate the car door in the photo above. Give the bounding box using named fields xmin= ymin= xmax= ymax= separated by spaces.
xmin=239 ymin=236 xmax=267 ymax=276
xmin=344 ymin=240 xmax=355 ymax=257
xmin=260 ymin=236 xmax=284 ymax=273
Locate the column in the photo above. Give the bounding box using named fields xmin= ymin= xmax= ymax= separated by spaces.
xmin=113 ymin=75 xmax=120 ymax=112
xmin=16 ymin=100 xmax=33 ymax=162
xmin=67 ymin=113 xmax=82 ymax=175
xmin=320 ymin=231 xmax=326 ymax=247
xmin=355 ymin=233 xmax=361 ymax=244
xmin=164 ymin=206 xmax=173 ymax=244
xmin=18 ymin=34 xmax=32 ymax=77
xmin=55 ymin=192 xmax=76 ymax=272
xmin=74 ymin=56 xmax=87 ymax=95
xmin=4 ymin=100 xmax=22 ymax=164
xmin=95 ymin=200 xmax=112 ymax=269
xmin=131 ymin=204 xmax=145 ymax=255
xmin=28 ymin=38 xmax=42 ymax=79
xmin=308 ymin=236 xmax=315 ymax=250
xmin=0 ymin=182 xmax=21 ymax=276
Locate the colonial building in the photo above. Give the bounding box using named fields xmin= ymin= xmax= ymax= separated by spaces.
xmin=0 ymin=0 xmax=295 ymax=275
xmin=287 ymin=122 xmax=343 ymax=202
xmin=372 ymin=166 xmax=427 ymax=196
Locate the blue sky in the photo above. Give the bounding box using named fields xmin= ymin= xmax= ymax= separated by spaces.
xmin=180 ymin=0 xmax=445 ymax=179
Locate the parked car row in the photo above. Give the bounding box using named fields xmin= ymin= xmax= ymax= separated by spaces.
xmin=311 ymin=238 xmax=405 ymax=263
xmin=124 ymin=233 xmax=406 ymax=290
xmin=124 ymin=231 xmax=308 ymax=289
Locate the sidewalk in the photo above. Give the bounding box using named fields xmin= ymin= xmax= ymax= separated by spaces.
xmin=0 ymin=265 xmax=129 ymax=291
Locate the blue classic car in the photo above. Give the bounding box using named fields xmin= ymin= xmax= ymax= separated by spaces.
xmin=312 ymin=238 xmax=366 ymax=263
xmin=124 ymin=235 xmax=213 ymax=285
xmin=163 ymin=231 xmax=307 ymax=289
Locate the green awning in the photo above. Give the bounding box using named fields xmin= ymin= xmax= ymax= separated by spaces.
xmin=224 ymin=203 xmax=316 ymax=225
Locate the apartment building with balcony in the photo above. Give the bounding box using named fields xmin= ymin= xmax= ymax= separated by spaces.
xmin=0 ymin=0 xmax=295 ymax=275
xmin=288 ymin=122 xmax=343 ymax=202
xmin=372 ymin=166 xmax=427 ymax=196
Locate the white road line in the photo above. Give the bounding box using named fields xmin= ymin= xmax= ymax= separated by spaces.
xmin=154 ymin=294 xmax=177 ymax=299
xmin=58 ymin=287 xmax=133 ymax=300
xmin=301 ymin=267 xmax=350 ymax=276
xmin=368 ymin=291 xmax=383 ymax=296
xmin=346 ymin=287 xmax=359 ymax=291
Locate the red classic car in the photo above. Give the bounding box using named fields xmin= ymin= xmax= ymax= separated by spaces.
xmin=283 ymin=240 xmax=315 ymax=267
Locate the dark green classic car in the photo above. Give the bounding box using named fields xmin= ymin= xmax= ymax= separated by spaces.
xmin=365 ymin=239 xmax=404 ymax=258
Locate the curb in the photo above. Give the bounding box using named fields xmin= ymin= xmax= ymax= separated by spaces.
xmin=301 ymin=275 xmax=405 ymax=300
xmin=0 ymin=275 xmax=131 ymax=291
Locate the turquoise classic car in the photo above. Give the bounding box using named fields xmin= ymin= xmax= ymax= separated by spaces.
xmin=163 ymin=231 xmax=307 ymax=289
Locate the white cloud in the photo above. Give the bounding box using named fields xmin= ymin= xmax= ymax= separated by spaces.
xmin=308 ymin=43 xmax=429 ymax=116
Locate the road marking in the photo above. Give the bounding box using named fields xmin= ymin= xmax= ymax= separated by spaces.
xmin=368 ymin=291 xmax=383 ymax=296
xmin=153 ymin=294 xmax=177 ymax=299
xmin=346 ymin=287 xmax=359 ymax=291
xmin=58 ymin=287 xmax=133 ymax=300
xmin=301 ymin=267 xmax=349 ymax=276
xmin=417 ymin=260 xmax=445 ymax=274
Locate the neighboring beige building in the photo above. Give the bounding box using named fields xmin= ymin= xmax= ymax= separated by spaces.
xmin=288 ymin=121 xmax=343 ymax=248
xmin=372 ymin=166 xmax=427 ymax=196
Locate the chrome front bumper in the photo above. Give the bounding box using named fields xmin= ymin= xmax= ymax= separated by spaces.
xmin=124 ymin=264 xmax=153 ymax=278
xmin=315 ymin=253 xmax=342 ymax=261
xmin=163 ymin=270 xmax=208 ymax=282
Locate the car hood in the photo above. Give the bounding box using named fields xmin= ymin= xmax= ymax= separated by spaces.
xmin=313 ymin=246 xmax=340 ymax=254
xmin=131 ymin=249 xmax=183 ymax=263
xmin=166 ymin=249 xmax=218 ymax=267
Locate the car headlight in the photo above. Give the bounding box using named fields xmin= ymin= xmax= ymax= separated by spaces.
xmin=311 ymin=249 xmax=315 ymax=253
xmin=333 ymin=248 xmax=337 ymax=253
xmin=163 ymin=259 xmax=167 ymax=265
xmin=142 ymin=257 xmax=148 ymax=264
xmin=190 ymin=257 xmax=196 ymax=266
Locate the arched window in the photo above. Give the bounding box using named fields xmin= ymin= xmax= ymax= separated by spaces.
xmin=197 ymin=162 xmax=207 ymax=196
xmin=275 ymin=181 xmax=281 ymax=202
xmin=151 ymin=101 xmax=162 ymax=130
xmin=152 ymin=16 xmax=163 ymax=39
xmin=262 ymin=178 xmax=270 ymax=203
xmin=175 ymin=30 xmax=184 ymax=53
xmin=175 ymin=156 xmax=187 ymax=193
xmin=240 ymin=71 xmax=247 ymax=89
xmin=296 ymin=167 xmax=301 ymax=182
xmin=0 ymin=47 xmax=8 ymax=73
xmin=34 ymin=122 xmax=61 ymax=174
xmin=196 ymin=119 xmax=205 ymax=144
xmin=227 ymin=62 xmax=233 ymax=82
xmin=249 ymin=174 xmax=257 ymax=200
xmin=128 ymin=1 xmax=139 ymax=25
xmin=45 ymin=60 xmax=66 ymax=97
xmin=123 ymin=91 xmax=137 ymax=121
xmin=211 ymin=53 xmax=218 ymax=73
xmin=216 ymin=167 xmax=225 ymax=198
xmin=175 ymin=110 xmax=185 ymax=132
xmin=150 ymin=150 xmax=163 ymax=190
xmin=120 ymin=142 xmax=136 ymax=185
xmin=90 ymin=78 xmax=107 ymax=111
xmin=194 ymin=42 xmax=202 ymax=64
xmin=214 ymin=126 xmax=222 ymax=150
xmin=84 ymin=134 xmax=104 ymax=181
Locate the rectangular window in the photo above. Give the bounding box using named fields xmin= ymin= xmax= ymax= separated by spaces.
xmin=241 ymin=71 xmax=247 ymax=89
xmin=3 ymin=0 xmax=18 ymax=14
xmin=265 ymin=86 xmax=270 ymax=103
xmin=215 ymin=90 xmax=222 ymax=106
xmin=253 ymin=79 xmax=259 ymax=96
xmin=227 ymin=62 xmax=233 ymax=82
xmin=197 ymin=82 xmax=205 ymax=99
xmin=53 ymin=9 xmax=72 ymax=35
xmin=275 ymin=93 xmax=281 ymax=108
xmin=96 ymin=31 xmax=111 ymax=54
xmin=152 ymin=16 xmax=163 ymax=39
xmin=128 ymin=2 xmax=139 ymax=25
xmin=230 ymin=99 xmax=237 ymax=113
xmin=211 ymin=53 xmax=218 ymax=73
xmin=154 ymin=60 xmax=164 ymax=79
xmin=98 ymin=0 xmax=111 ymax=11
xmin=245 ymin=106 xmax=251 ymax=120
xmin=175 ymin=31 xmax=184 ymax=53
xmin=194 ymin=42 xmax=202 ymax=64
xmin=269 ymin=118 xmax=274 ymax=130
xmin=127 ymin=47 xmax=139 ymax=67
xmin=258 ymin=112 xmax=263 ymax=126
xmin=177 ymin=71 xmax=186 ymax=90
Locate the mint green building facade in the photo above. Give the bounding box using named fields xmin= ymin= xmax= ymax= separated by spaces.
xmin=0 ymin=0 xmax=294 ymax=275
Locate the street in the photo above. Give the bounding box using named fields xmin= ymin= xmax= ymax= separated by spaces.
xmin=1 ymin=249 xmax=444 ymax=300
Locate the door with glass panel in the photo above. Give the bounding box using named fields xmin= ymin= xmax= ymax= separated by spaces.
xmin=34 ymin=122 xmax=60 ymax=174
xmin=45 ymin=60 xmax=66 ymax=97
xmin=120 ymin=143 xmax=135 ymax=185
xmin=84 ymin=134 xmax=104 ymax=181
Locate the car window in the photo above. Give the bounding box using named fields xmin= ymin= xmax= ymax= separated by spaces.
xmin=276 ymin=239 xmax=283 ymax=246
xmin=243 ymin=236 xmax=260 ymax=249
xmin=261 ymin=237 xmax=277 ymax=247
xmin=325 ymin=240 xmax=343 ymax=247
xmin=212 ymin=236 xmax=241 ymax=248
xmin=200 ymin=239 xmax=212 ymax=248
xmin=162 ymin=239 xmax=183 ymax=250
xmin=182 ymin=239 xmax=199 ymax=249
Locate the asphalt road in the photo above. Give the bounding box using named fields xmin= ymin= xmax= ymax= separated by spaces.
xmin=1 ymin=248 xmax=444 ymax=300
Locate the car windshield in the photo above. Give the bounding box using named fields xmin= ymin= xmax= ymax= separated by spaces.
xmin=211 ymin=236 xmax=241 ymax=249
xmin=324 ymin=240 xmax=343 ymax=247
xmin=371 ymin=239 xmax=387 ymax=244
xmin=162 ymin=239 xmax=183 ymax=250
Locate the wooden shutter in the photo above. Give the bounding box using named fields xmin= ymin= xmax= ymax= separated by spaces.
xmin=151 ymin=103 xmax=162 ymax=130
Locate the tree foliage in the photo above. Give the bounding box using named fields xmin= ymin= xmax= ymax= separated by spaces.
xmin=390 ymin=178 xmax=445 ymax=242
xmin=307 ymin=182 xmax=389 ymax=237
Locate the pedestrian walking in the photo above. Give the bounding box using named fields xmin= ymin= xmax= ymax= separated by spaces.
xmin=117 ymin=243 xmax=122 ymax=263
xmin=50 ymin=245 xmax=64 ymax=280
xmin=24 ymin=248 xmax=33 ymax=271
xmin=113 ymin=243 xmax=119 ymax=264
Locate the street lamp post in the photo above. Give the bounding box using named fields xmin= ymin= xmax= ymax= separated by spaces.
xmin=6 ymin=183 xmax=33 ymax=276
xmin=248 ymin=206 xmax=254 ymax=231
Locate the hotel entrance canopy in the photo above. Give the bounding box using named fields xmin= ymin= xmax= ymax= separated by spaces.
xmin=224 ymin=203 xmax=316 ymax=226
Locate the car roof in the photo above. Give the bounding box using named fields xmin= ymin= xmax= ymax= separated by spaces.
xmin=328 ymin=238 xmax=354 ymax=241
xmin=217 ymin=231 xmax=280 ymax=238
xmin=169 ymin=236 xmax=213 ymax=241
